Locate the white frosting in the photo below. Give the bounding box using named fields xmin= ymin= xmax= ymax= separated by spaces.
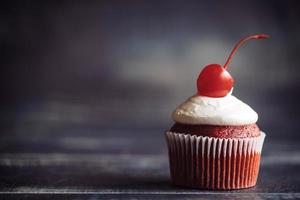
xmin=172 ymin=92 xmax=258 ymax=126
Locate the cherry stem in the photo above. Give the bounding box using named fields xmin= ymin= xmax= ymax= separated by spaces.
xmin=223 ymin=34 xmax=269 ymax=70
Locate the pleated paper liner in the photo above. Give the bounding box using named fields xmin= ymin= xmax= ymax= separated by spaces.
xmin=165 ymin=131 xmax=265 ymax=190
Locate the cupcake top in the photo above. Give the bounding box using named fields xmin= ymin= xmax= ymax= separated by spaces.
xmin=169 ymin=34 xmax=269 ymax=139
xmin=172 ymin=90 xmax=258 ymax=126
xmin=171 ymin=34 xmax=268 ymax=127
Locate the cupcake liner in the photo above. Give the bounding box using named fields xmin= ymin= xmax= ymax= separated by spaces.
xmin=165 ymin=131 xmax=265 ymax=190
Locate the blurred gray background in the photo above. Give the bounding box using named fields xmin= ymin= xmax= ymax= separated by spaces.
xmin=1 ymin=1 xmax=300 ymax=197
xmin=1 ymin=0 xmax=300 ymax=153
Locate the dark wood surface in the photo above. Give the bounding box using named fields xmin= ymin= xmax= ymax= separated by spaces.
xmin=0 ymin=101 xmax=300 ymax=200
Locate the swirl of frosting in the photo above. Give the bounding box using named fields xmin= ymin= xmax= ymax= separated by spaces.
xmin=172 ymin=92 xmax=258 ymax=126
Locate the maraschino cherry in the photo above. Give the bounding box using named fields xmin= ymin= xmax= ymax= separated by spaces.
xmin=197 ymin=34 xmax=269 ymax=97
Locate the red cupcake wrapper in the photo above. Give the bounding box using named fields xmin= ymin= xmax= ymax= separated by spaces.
xmin=165 ymin=131 xmax=265 ymax=190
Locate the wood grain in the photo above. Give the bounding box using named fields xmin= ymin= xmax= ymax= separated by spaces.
xmin=0 ymin=102 xmax=299 ymax=199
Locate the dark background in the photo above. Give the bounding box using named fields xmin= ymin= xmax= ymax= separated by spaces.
xmin=0 ymin=0 xmax=300 ymax=198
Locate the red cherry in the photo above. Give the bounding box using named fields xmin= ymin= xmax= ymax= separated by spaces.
xmin=197 ymin=34 xmax=269 ymax=97
xmin=197 ymin=64 xmax=234 ymax=97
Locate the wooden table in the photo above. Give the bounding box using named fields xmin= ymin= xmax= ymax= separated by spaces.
xmin=1 ymin=100 xmax=300 ymax=199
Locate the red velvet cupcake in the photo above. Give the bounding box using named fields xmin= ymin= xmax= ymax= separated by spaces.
xmin=165 ymin=34 xmax=268 ymax=190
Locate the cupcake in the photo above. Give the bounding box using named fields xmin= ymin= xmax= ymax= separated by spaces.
xmin=165 ymin=34 xmax=268 ymax=190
